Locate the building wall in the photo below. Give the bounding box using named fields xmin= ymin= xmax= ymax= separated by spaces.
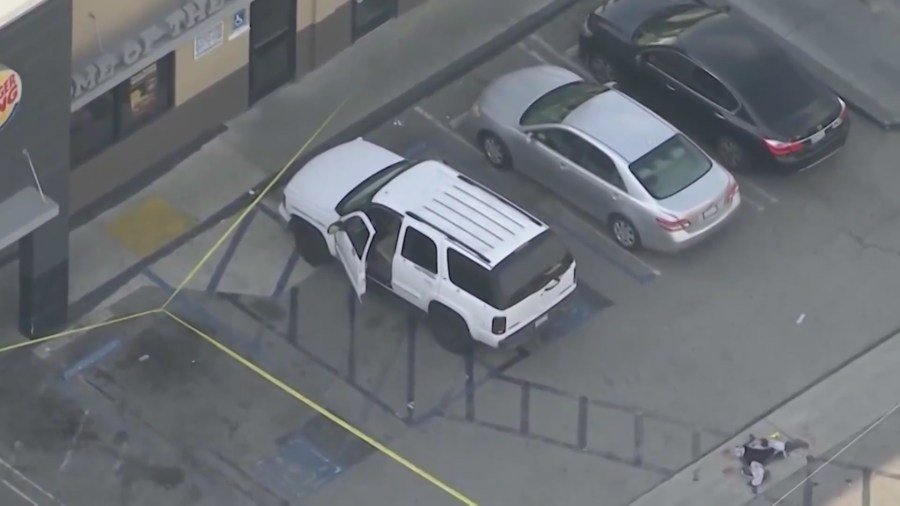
xmin=0 ymin=0 xmax=74 ymax=335
xmin=70 ymin=0 xmax=426 ymax=215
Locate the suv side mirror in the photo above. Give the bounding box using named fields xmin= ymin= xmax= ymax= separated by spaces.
xmin=327 ymin=222 xmax=343 ymax=234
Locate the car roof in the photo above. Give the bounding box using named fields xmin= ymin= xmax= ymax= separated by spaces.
xmin=372 ymin=161 xmax=547 ymax=266
xmin=675 ymin=12 xmax=805 ymax=93
xmin=563 ymin=90 xmax=676 ymax=163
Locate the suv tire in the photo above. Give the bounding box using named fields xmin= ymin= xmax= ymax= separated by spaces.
xmin=289 ymin=217 xmax=332 ymax=266
xmin=478 ymin=131 xmax=512 ymax=170
xmin=428 ymin=304 xmax=474 ymax=355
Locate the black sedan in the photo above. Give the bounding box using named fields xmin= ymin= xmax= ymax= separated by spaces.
xmin=578 ymin=0 xmax=849 ymax=172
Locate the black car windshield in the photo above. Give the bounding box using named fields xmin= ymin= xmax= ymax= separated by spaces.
xmin=632 ymin=6 xmax=721 ymax=46
xmin=520 ymin=82 xmax=605 ymax=126
xmin=629 ymin=134 xmax=711 ymax=200
xmin=335 ymin=160 xmax=415 ymax=215
xmin=491 ymin=230 xmax=573 ymax=309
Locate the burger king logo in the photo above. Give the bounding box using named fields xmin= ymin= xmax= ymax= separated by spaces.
xmin=0 ymin=65 xmax=22 ymax=131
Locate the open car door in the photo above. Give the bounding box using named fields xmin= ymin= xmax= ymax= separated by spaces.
xmin=330 ymin=211 xmax=376 ymax=299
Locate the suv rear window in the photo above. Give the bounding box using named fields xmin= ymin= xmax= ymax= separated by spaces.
xmin=520 ymin=82 xmax=605 ymax=126
xmin=447 ymin=231 xmax=573 ymax=310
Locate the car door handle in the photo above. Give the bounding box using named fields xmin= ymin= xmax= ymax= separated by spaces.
xmin=714 ymin=111 xmax=726 ymax=120
xmin=665 ymin=84 xmax=676 ymax=91
xmin=608 ymin=193 xmax=619 ymax=200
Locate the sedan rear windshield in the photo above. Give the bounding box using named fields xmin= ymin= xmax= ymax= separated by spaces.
xmin=492 ymin=230 xmax=573 ymax=309
xmin=520 ymin=82 xmax=605 ymax=126
xmin=629 ymin=134 xmax=711 ymax=200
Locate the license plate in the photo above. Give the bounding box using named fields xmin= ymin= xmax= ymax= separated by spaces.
xmin=535 ymin=314 xmax=549 ymax=328
xmin=810 ymin=130 xmax=826 ymax=144
xmin=702 ymin=205 xmax=718 ymax=220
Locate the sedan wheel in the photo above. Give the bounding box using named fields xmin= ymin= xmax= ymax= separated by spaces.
xmin=610 ymin=215 xmax=640 ymax=250
xmin=479 ymin=132 xmax=511 ymax=170
xmin=716 ymin=137 xmax=746 ymax=171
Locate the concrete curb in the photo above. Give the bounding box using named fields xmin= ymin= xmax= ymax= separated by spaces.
xmin=629 ymin=326 xmax=900 ymax=505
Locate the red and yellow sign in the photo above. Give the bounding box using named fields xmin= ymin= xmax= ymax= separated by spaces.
xmin=0 ymin=65 xmax=22 ymax=130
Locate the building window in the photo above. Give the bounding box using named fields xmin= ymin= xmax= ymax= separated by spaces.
xmin=70 ymin=54 xmax=174 ymax=166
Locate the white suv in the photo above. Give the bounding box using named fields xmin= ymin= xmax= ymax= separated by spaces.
xmin=278 ymin=138 xmax=577 ymax=352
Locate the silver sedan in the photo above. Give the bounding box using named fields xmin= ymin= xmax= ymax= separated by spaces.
xmin=470 ymin=65 xmax=741 ymax=252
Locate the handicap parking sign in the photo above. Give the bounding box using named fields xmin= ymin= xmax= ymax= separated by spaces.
xmin=233 ymin=9 xmax=247 ymax=31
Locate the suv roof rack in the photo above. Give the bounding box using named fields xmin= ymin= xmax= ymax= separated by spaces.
xmin=455 ymin=174 xmax=543 ymax=227
xmin=406 ymin=211 xmax=491 ymax=264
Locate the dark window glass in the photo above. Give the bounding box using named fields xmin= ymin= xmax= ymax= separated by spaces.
xmin=70 ymin=54 xmax=174 ymax=167
xmin=492 ymin=230 xmax=573 ymax=309
xmin=447 ymin=249 xmax=494 ymax=304
xmin=344 ymin=216 xmax=371 ymax=257
xmin=117 ymin=60 xmax=172 ymax=134
xmin=336 ymin=160 xmax=414 ymax=215
xmin=580 ymin=147 xmax=625 ymax=190
xmin=644 ymin=50 xmax=693 ymax=83
xmin=629 ymin=134 xmax=712 ymax=199
xmin=520 ymin=82 xmax=606 ymax=126
xmin=251 ymin=0 xmax=292 ymax=44
xmin=533 ymin=128 xmax=587 ymax=160
xmin=401 ymin=227 xmax=437 ymax=273
xmin=687 ymin=67 xmax=738 ymax=110
xmin=70 ymin=92 xmax=116 ymax=166
xmin=632 ymin=6 xmax=721 ymax=46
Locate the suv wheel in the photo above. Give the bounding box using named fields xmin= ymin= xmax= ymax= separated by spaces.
xmin=478 ymin=131 xmax=512 ymax=170
xmin=427 ymin=304 xmax=474 ymax=355
xmin=609 ymin=214 xmax=641 ymax=251
xmin=289 ymin=217 xmax=331 ymax=266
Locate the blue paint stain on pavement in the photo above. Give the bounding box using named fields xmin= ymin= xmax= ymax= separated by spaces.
xmin=255 ymin=437 xmax=341 ymax=501
xmin=62 ymin=339 xmax=122 ymax=380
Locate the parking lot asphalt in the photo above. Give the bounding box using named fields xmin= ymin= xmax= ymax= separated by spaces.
xmin=8 ymin=3 xmax=900 ymax=505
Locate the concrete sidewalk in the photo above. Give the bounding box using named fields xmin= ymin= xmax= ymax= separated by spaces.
xmin=0 ymin=0 xmax=586 ymax=346
xmin=630 ymin=326 xmax=900 ymax=505
xmin=726 ymin=0 xmax=900 ymax=129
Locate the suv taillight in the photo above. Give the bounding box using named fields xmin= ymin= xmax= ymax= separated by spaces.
xmin=492 ymin=317 xmax=507 ymax=335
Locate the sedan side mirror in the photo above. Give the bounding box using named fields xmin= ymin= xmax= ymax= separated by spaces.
xmin=327 ymin=222 xmax=343 ymax=235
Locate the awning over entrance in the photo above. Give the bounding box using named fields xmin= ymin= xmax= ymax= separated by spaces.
xmin=0 ymin=186 xmax=59 ymax=251
xmin=0 ymin=0 xmax=48 ymax=30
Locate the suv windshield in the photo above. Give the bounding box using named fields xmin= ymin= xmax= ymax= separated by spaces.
xmin=335 ymin=160 xmax=415 ymax=215
xmin=633 ymin=6 xmax=720 ymax=46
xmin=629 ymin=134 xmax=711 ymax=200
xmin=492 ymin=230 xmax=573 ymax=309
xmin=520 ymin=82 xmax=606 ymax=126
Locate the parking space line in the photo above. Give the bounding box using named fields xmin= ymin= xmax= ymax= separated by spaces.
xmin=527 ymin=35 xmax=593 ymax=81
xmin=449 ymin=112 xmax=468 ymax=129
xmin=0 ymin=457 xmax=64 ymax=505
xmin=413 ymin=106 xmax=481 ymax=156
xmin=164 ymin=309 xmax=478 ymax=506
xmin=735 ymin=175 xmax=779 ymax=204
xmin=739 ymin=193 xmax=766 ymax=212
xmin=516 ymin=42 xmax=551 ymax=65
xmin=565 ymin=44 xmax=579 ymax=57
xmin=3 ymin=480 xmax=37 ymax=506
